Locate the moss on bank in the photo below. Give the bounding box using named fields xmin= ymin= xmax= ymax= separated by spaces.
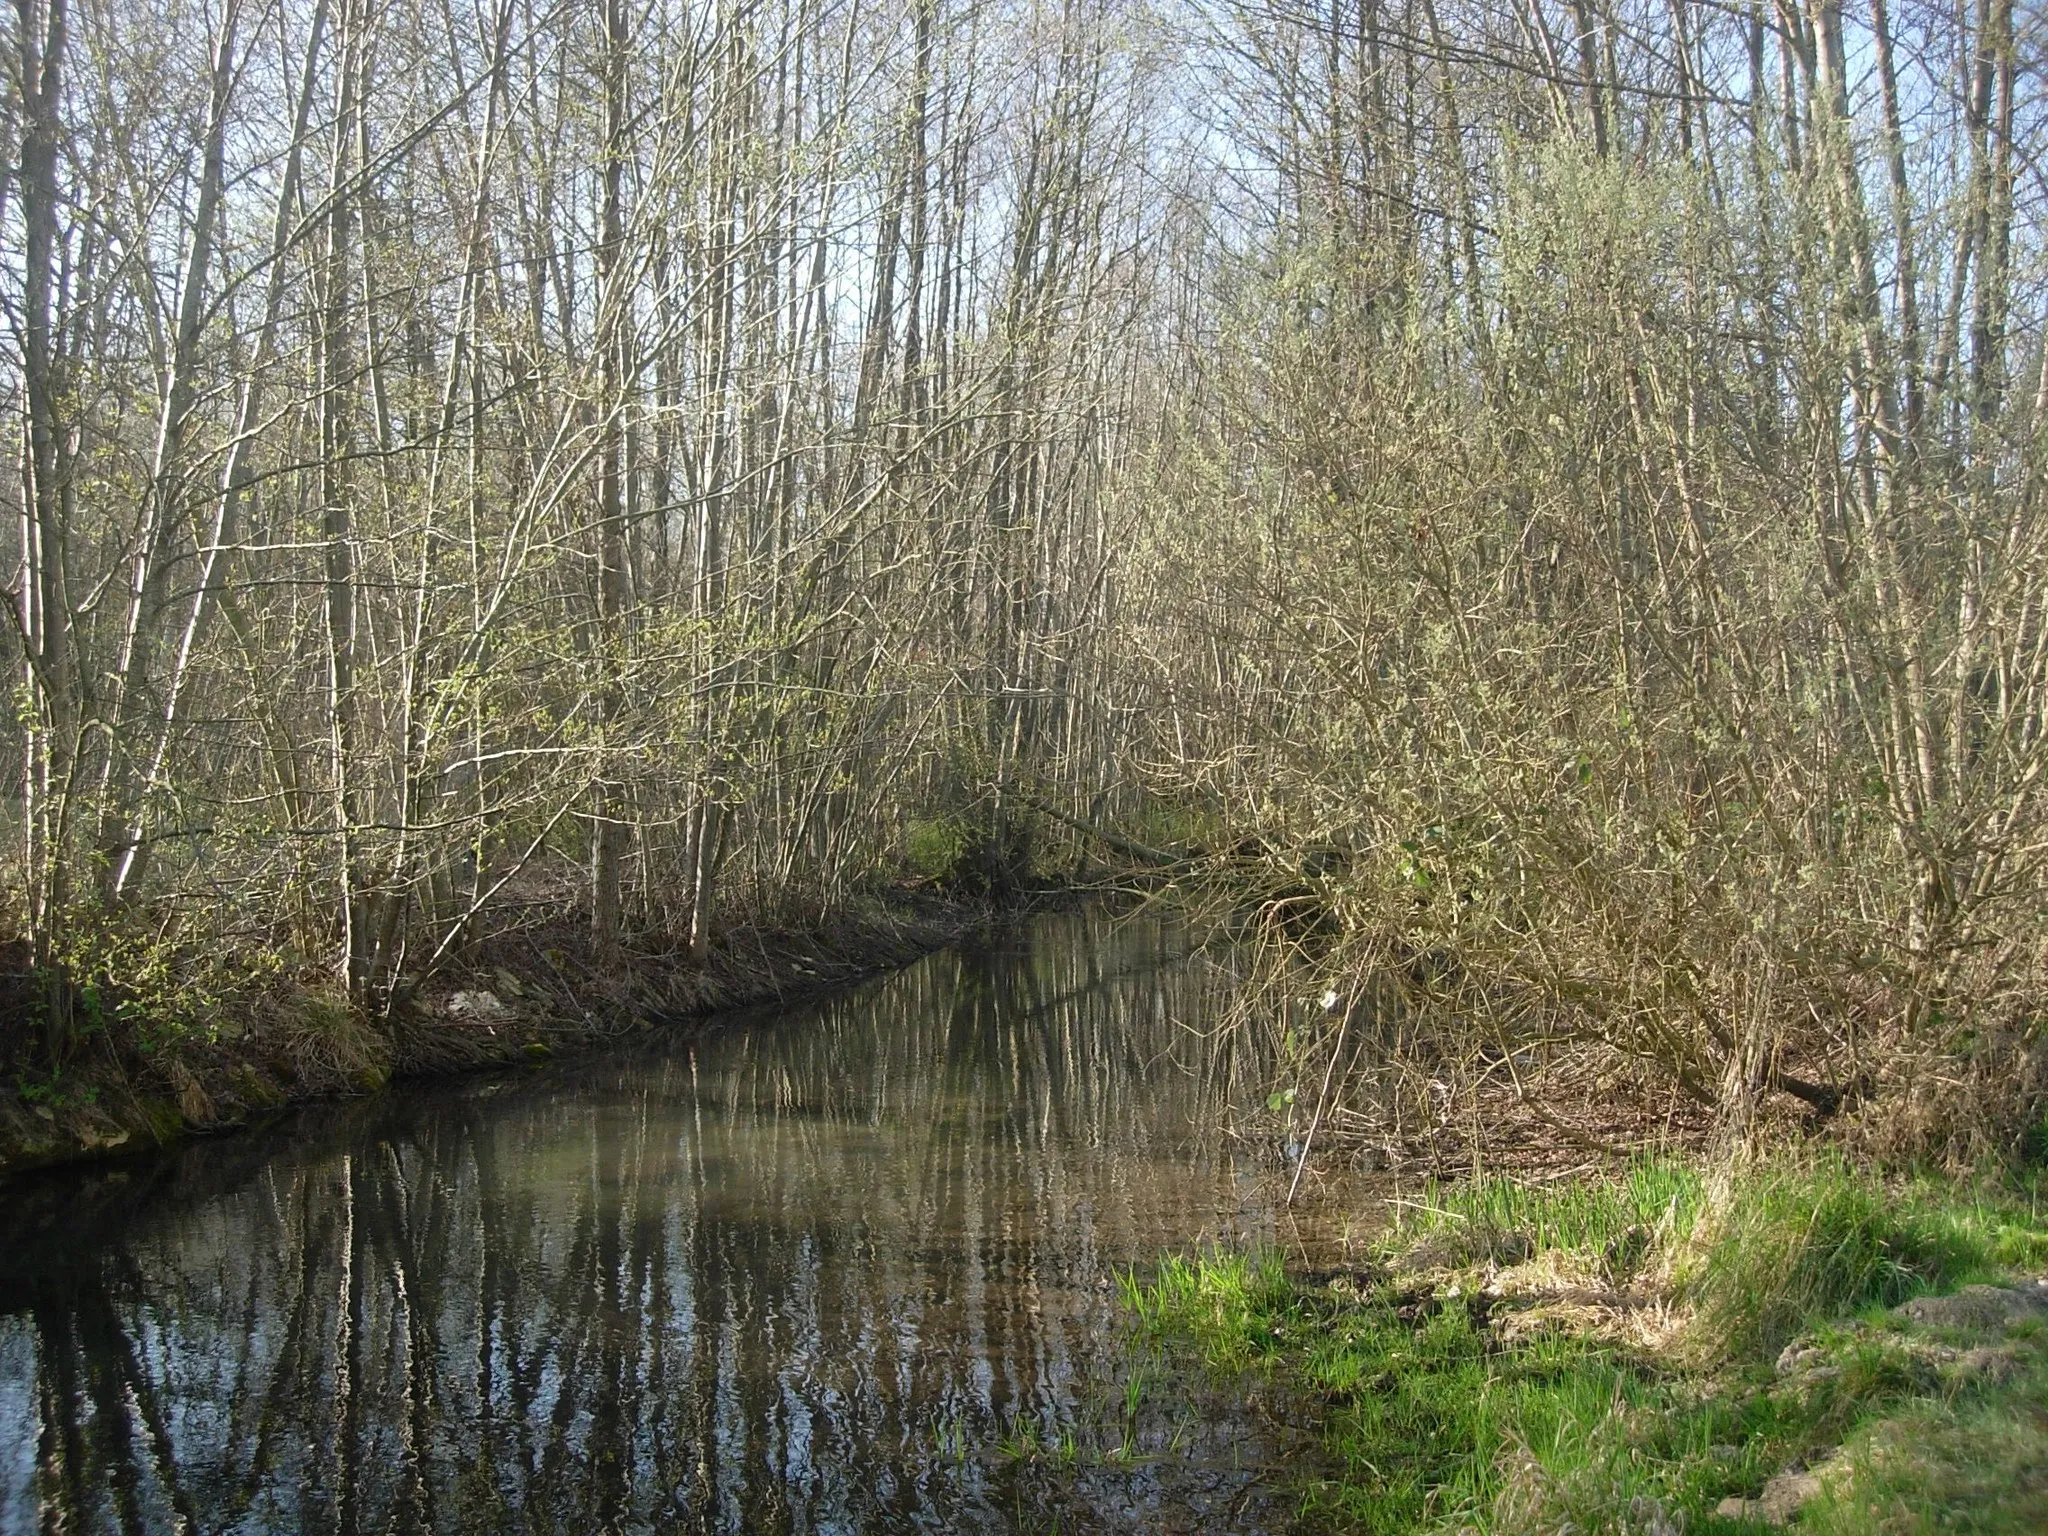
xmin=0 ymin=888 xmax=986 ymax=1179
xmin=1124 ymin=1158 xmax=2048 ymax=1533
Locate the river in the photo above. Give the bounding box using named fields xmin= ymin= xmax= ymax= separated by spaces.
xmin=0 ymin=909 xmax=1368 ymax=1534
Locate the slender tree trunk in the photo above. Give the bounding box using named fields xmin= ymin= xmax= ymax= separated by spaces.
xmin=13 ymin=0 xmax=72 ymax=1036
xmin=591 ymin=0 xmax=631 ymax=957
xmin=99 ymin=0 xmax=242 ymax=892
xmin=110 ymin=0 xmax=332 ymax=900
xmin=322 ymin=0 xmax=367 ymax=992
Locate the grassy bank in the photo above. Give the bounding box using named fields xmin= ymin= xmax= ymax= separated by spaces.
xmin=1125 ymin=1158 xmax=2048 ymax=1533
xmin=0 ymin=886 xmax=984 ymax=1179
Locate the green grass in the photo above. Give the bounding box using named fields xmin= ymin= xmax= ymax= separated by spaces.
xmin=1117 ymin=1249 xmax=1295 ymax=1366
xmin=1803 ymin=1358 xmax=2048 ymax=1535
xmin=1680 ymin=1158 xmax=2048 ymax=1356
xmin=1124 ymin=1158 xmax=2048 ymax=1534
xmin=1386 ymin=1157 xmax=1706 ymax=1280
xmin=1394 ymin=1157 xmax=1706 ymax=1256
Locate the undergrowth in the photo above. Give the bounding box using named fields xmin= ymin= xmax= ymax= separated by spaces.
xmin=1125 ymin=1157 xmax=2048 ymax=1533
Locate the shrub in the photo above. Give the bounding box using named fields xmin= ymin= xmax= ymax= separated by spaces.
xmin=903 ymin=819 xmax=969 ymax=880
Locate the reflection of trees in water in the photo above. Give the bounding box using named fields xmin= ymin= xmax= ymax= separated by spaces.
xmin=2 ymin=913 xmax=1279 ymax=1533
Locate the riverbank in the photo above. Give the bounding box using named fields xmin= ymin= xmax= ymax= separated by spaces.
xmin=0 ymin=885 xmax=993 ymax=1179
xmin=1127 ymin=1156 xmax=2048 ymax=1533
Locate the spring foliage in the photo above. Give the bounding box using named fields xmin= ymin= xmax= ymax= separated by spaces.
xmin=5 ymin=0 xmax=2047 ymax=1149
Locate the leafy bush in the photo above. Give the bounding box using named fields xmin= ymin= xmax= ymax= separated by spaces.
xmin=903 ymin=818 xmax=969 ymax=880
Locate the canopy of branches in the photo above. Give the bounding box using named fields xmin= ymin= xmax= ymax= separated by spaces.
xmin=3 ymin=0 xmax=2043 ymax=1155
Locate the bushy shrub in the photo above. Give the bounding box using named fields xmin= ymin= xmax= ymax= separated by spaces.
xmin=903 ymin=819 xmax=969 ymax=881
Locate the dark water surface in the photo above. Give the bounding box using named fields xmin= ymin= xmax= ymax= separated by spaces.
xmin=0 ymin=911 xmax=1367 ymax=1534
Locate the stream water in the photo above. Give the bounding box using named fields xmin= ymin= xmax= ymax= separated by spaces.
xmin=0 ymin=909 xmax=1371 ymax=1534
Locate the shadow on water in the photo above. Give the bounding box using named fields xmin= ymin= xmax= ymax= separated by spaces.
xmin=0 ymin=910 xmax=1365 ymax=1534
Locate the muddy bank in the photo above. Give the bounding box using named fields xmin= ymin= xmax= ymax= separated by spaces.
xmin=0 ymin=887 xmax=991 ymax=1179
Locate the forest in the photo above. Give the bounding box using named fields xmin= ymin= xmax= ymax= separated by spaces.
xmin=6 ymin=0 xmax=2044 ymax=1165
xmin=6 ymin=0 xmax=2048 ymax=1529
